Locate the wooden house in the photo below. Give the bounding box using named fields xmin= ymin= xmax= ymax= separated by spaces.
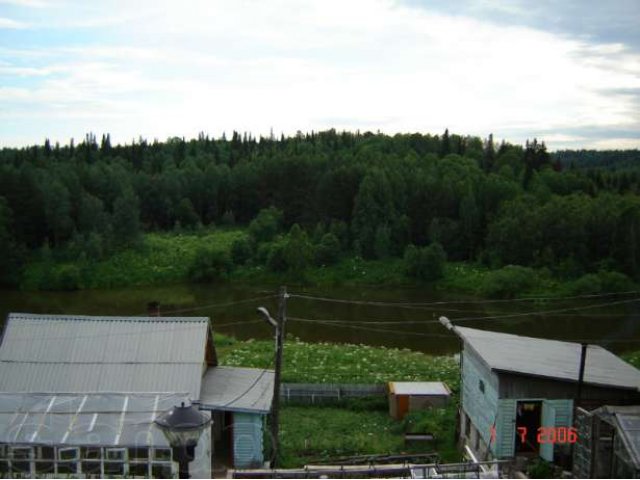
xmin=442 ymin=321 xmax=640 ymax=465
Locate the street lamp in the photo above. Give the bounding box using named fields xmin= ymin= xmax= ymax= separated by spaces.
xmin=154 ymin=402 xmax=211 ymax=479
xmin=256 ymin=286 xmax=287 ymax=467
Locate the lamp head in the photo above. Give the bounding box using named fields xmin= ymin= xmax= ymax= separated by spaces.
xmin=257 ymin=307 xmax=277 ymax=327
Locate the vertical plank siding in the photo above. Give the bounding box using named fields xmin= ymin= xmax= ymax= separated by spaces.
xmin=233 ymin=412 xmax=264 ymax=469
xmin=461 ymin=350 xmax=499 ymax=450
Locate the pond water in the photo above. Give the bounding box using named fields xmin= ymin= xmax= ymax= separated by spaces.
xmin=1 ymin=283 xmax=639 ymax=356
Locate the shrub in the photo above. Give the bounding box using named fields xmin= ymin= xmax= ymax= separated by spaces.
xmin=569 ymin=270 xmax=634 ymax=295
xmin=283 ymin=224 xmax=314 ymax=273
xmin=248 ymin=206 xmax=283 ymax=243
xmin=266 ymin=242 xmax=288 ymax=272
xmin=527 ymin=459 xmax=554 ymax=479
xmin=404 ymin=242 xmax=447 ymax=281
xmin=188 ymin=248 xmax=232 ymax=283
xmin=598 ymin=270 xmax=634 ymax=293
xmin=569 ymin=273 xmax=602 ymax=295
xmin=231 ymin=237 xmax=254 ymax=265
xmin=53 ymin=264 xmax=82 ymax=291
xmin=479 ymin=265 xmax=536 ymax=298
xmin=315 ymin=233 xmax=341 ymax=266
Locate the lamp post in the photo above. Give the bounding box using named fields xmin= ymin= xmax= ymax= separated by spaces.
xmin=256 ymin=286 xmax=287 ymax=468
xmin=154 ymin=402 xmax=211 ymax=479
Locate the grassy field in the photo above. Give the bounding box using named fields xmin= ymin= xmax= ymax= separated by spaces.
xmin=216 ymin=334 xmax=460 ymax=467
xmin=218 ymin=335 xmax=460 ymax=385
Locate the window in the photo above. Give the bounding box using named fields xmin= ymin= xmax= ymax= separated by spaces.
xmin=151 ymin=448 xmax=171 ymax=462
xmin=152 ymin=463 xmax=172 ymax=478
xmin=0 ymin=445 xmax=6 ymax=459
xmin=9 ymin=446 xmax=32 ymax=460
xmin=58 ymin=447 xmax=80 ymax=461
xmin=479 ymin=379 xmax=485 ymax=393
xmin=105 ymin=448 xmax=126 ymax=461
xmin=82 ymin=447 xmax=102 ymax=460
xmin=36 ymin=447 xmax=54 ymax=475
xmin=129 ymin=463 xmax=149 ymax=477
xmin=129 ymin=447 xmax=149 ymax=461
xmin=36 ymin=447 xmax=54 ymax=460
xmin=81 ymin=461 xmax=102 ymax=477
xmin=104 ymin=462 xmax=125 ymax=476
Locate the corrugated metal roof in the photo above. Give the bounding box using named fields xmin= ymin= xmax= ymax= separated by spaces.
xmin=389 ymin=382 xmax=451 ymax=396
xmin=0 ymin=313 xmax=209 ymax=399
xmin=199 ymin=367 xmax=274 ymax=414
xmin=0 ymin=392 xmax=191 ymax=447
xmin=455 ymin=326 xmax=640 ymax=391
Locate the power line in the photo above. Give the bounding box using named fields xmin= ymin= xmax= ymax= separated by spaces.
xmin=219 ymin=361 xmax=275 ymax=409
xmin=451 ymin=297 xmax=640 ymax=323
xmin=289 ymin=317 xmax=451 ymax=337
xmin=289 ymin=290 xmax=640 ymax=307
xmin=135 ymin=294 xmax=278 ymax=316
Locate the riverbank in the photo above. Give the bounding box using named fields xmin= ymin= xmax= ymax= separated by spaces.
xmin=18 ymin=229 xmax=638 ymax=298
xmin=216 ymin=334 xmax=460 ymax=467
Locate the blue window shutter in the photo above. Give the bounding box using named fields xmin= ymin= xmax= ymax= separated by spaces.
xmin=540 ymin=402 xmax=557 ymax=462
xmin=496 ymin=399 xmax=516 ymax=457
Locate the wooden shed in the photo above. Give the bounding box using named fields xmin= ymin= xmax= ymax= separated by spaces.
xmin=442 ymin=321 xmax=640 ymax=465
xmin=388 ymin=381 xmax=451 ymax=420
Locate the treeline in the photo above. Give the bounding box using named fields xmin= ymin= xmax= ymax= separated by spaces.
xmin=1 ymin=130 xmax=640 ymax=288
xmin=554 ymin=149 xmax=640 ymax=170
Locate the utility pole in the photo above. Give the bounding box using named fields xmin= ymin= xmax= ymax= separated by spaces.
xmin=576 ymin=343 xmax=588 ymax=410
xmin=256 ymin=286 xmax=288 ymax=468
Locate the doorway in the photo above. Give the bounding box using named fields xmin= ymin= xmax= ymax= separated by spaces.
xmin=515 ymin=401 xmax=542 ymax=454
xmin=211 ymin=411 xmax=234 ymax=477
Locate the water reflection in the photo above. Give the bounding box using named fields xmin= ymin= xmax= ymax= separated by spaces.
xmin=1 ymin=284 xmax=639 ymax=356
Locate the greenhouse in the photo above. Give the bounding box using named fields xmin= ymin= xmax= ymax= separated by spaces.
xmin=0 ymin=392 xmax=211 ymax=478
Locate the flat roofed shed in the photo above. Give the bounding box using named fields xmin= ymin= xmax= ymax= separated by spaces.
xmin=199 ymin=367 xmax=274 ymax=414
xmin=0 ymin=313 xmax=209 ymax=399
xmin=388 ymin=382 xmax=451 ymax=396
xmin=455 ymin=326 xmax=640 ymax=391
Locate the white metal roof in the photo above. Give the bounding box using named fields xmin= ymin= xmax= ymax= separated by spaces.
xmin=455 ymin=326 xmax=640 ymax=391
xmin=0 ymin=313 xmax=209 ymax=399
xmin=0 ymin=392 xmax=192 ymax=447
xmin=199 ymin=367 xmax=274 ymax=414
xmin=389 ymin=382 xmax=451 ymax=396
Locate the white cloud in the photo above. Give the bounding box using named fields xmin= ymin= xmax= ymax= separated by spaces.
xmin=0 ymin=16 xmax=29 ymax=28
xmin=0 ymin=0 xmax=639 ymax=149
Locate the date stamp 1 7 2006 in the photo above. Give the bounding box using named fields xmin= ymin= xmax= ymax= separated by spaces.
xmin=490 ymin=426 xmax=578 ymax=445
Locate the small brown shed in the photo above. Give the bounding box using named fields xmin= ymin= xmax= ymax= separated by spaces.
xmin=388 ymin=381 xmax=451 ymax=420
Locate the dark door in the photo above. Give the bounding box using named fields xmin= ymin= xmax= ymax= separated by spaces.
xmin=515 ymin=401 xmax=542 ymax=454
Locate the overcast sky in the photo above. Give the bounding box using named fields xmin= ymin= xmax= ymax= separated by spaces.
xmin=1 ymin=0 xmax=639 ymax=150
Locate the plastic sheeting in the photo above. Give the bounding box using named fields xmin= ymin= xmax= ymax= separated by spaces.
xmin=0 ymin=393 xmax=189 ymax=447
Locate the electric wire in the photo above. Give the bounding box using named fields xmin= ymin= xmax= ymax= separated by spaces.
xmin=289 ymin=289 xmax=640 ymax=307
xmin=135 ymin=294 xmax=278 ymax=316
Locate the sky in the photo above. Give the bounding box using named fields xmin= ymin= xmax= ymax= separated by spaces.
xmin=0 ymin=0 xmax=639 ymax=150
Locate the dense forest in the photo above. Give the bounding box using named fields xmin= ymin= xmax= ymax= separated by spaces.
xmin=1 ymin=129 xmax=639 ymax=291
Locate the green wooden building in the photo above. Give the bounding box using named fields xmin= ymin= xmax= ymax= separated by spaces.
xmin=442 ymin=321 xmax=640 ymax=465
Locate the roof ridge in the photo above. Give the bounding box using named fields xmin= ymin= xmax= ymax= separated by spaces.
xmin=8 ymin=312 xmax=209 ymax=322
